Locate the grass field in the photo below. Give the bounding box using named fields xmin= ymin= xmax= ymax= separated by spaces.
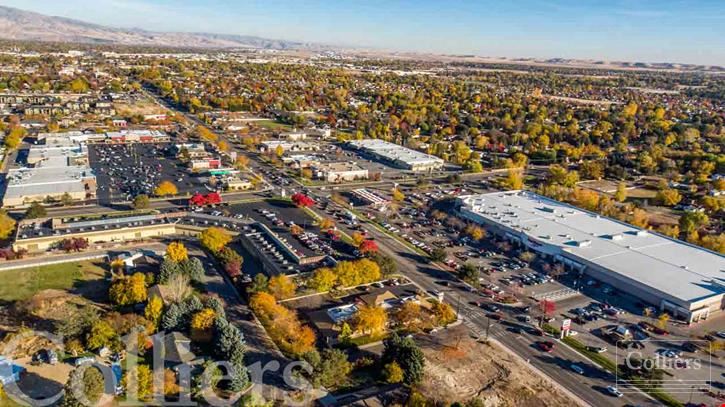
xmin=255 ymin=119 xmax=293 ymax=131
xmin=0 ymin=261 xmax=107 ymax=302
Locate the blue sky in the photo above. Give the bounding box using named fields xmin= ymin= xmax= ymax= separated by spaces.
xmin=2 ymin=0 xmax=724 ymax=65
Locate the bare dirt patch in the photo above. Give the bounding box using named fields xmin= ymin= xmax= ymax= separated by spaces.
xmin=417 ymin=326 xmax=575 ymax=406
xmin=114 ymin=99 xmax=167 ymax=116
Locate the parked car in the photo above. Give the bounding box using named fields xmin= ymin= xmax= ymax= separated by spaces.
xmin=74 ymin=356 xmax=95 ymax=366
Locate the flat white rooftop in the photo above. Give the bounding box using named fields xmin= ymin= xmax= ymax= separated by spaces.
xmin=347 ymin=139 xmax=443 ymax=166
xmin=4 ymin=135 xmax=95 ymax=202
xmin=459 ymin=191 xmax=725 ymax=305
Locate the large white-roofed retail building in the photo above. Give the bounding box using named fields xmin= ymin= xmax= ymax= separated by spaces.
xmin=456 ymin=190 xmax=725 ymax=323
xmin=3 ymin=133 xmax=96 ymax=207
xmin=346 ymin=139 xmax=444 ymax=172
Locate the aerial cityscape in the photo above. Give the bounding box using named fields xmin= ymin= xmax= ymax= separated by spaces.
xmin=0 ymin=1 xmax=721 ymax=406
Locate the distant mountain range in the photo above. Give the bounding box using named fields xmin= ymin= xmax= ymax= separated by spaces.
xmin=0 ymin=5 xmax=325 ymax=50
xmin=0 ymin=5 xmax=719 ymax=71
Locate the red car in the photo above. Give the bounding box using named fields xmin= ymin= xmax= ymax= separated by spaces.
xmin=653 ymin=327 xmax=669 ymax=336
xmin=487 ymin=313 xmax=503 ymax=321
xmin=537 ymin=341 xmax=555 ymax=352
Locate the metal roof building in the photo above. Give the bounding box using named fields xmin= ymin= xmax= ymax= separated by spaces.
xmin=457 ymin=190 xmax=725 ymax=323
xmin=346 ymin=139 xmax=444 ymax=171
xmin=3 ymin=137 xmax=96 ymax=207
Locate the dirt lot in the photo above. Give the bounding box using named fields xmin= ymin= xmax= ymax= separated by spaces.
xmin=417 ymin=325 xmax=575 ymax=406
xmin=113 ymin=99 xmax=167 ymax=117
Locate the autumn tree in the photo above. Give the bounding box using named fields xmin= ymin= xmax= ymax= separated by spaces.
xmin=464 ymin=225 xmax=486 ymax=241
xmin=335 ymin=259 xmax=381 ymax=287
xmin=503 ymin=169 xmax=524 ymax=190
xmin=199 ymin=227 xmax=232 ymax=252
xmin=290 ymin=224 xmax=303 ymax=236
xmin=656 ymin=189 xmax=682 ymax=207
xmin=392 ymin=188 xmax=405 ymax=202
xmin=268 ymin=274 xmax=296 ymax=300
xmin=354 ymin=305 xmax=387 ymax=336
xmin=196 ymin=126 xmax=217 ymax=143
xmin=291 ymin=192 xmax=315 ymax=207
xmin=395 ymin=302 xmax=423 ymax=332
xmin=86 ymin=320 xmax=118 ymax=350
xmin=122 ymin=364 xmax=153 ymax=401
xmin=309 ymin=267 xmax=336 ymax=292
xmin=615 ymin=182 xmax=627 ymax=202
xmin=249 ymin=292 xmax=315 ymax=357
xmin=570 ymin=188 xmax=600 ymax=211
xmin=351 ymin=231 xmax=366 ymax=247
xmin=144 ymin=295 xmax=163 ymax=328
xmin=235 ymin=155 xmax=250 ymax=169
xmin=318 ymin=218 xmax=335 ymax=230
xmin=431 ymin=301 xmax=457 ymax=326
xmin=162 ymin=368 xmax=180 ymax=396
xmin=4 ymin=127 xmax=24 ymax=149
xmin=0 ymin=210 xmax=16 ymax=240
xmin=191 ymin=308 xmax=216 ymax=342
xmin=657 ymin=224 xmax=680 ymax=238
xmin=109 ymin=273 xmax=147 ymax=306
xmin=359 ymin=239 xmax=379 ymax=255
xmin=383 ymin=362 xmax=404 ymax=384
xmin=166 ymin=241 xmax=189 ymax=263
xmin=679 ymin=211 xmax=708 ymax=234
xmin=154 ymin=180 xmax=178 ymax=197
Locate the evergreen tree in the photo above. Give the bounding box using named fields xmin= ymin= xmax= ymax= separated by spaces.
xmin=382 ymin=333 xmax=425 ymax=384
xmin=60 ymin=366 xmax=104 ymax=407
xmin=180 ymin=258 xmax=205 ymax=282
xmin=159 ymin=259 xmax=181 ymax=284
xmin=161 ymin=302 xmax=183 ymax=331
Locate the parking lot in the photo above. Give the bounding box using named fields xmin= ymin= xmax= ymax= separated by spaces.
xmin=88 ymin=143 xmax=208 ymax=204
xmin=197 ymin=199 xmax=344 ymax=262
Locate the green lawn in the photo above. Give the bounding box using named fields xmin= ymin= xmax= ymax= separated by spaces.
xmin=256 ymin=119 xmax=293 ymax=131
xmin=0 ymin=261 xmax=107 ymax=302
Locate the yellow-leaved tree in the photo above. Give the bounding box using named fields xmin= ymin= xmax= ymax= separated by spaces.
xmin=154 ymin=180 xmax=178 ymax=197
xmin=166 ymin=241 xmax=188 ymax=262
xmin=268 ymin=275 xmax=296 ymax=300
xmin=199 ymin=227 xmax=231 ymax=253
xmin=109 ymin=273 xmax=147 ymax=306
xmin=190 ymin=308 xmax=216 ymax=342
xmin=354 ymin=305 xmax=387 ymax=336
xmin=144 ymin=295 xmax=163 ymax=328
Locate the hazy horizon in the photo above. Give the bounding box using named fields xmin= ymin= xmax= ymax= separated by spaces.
xmin=1 ymin=0 xmax=723 ymax=65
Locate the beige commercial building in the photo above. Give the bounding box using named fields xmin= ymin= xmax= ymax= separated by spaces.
xmin=313 ymin=162 xmax=369 ymax=183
